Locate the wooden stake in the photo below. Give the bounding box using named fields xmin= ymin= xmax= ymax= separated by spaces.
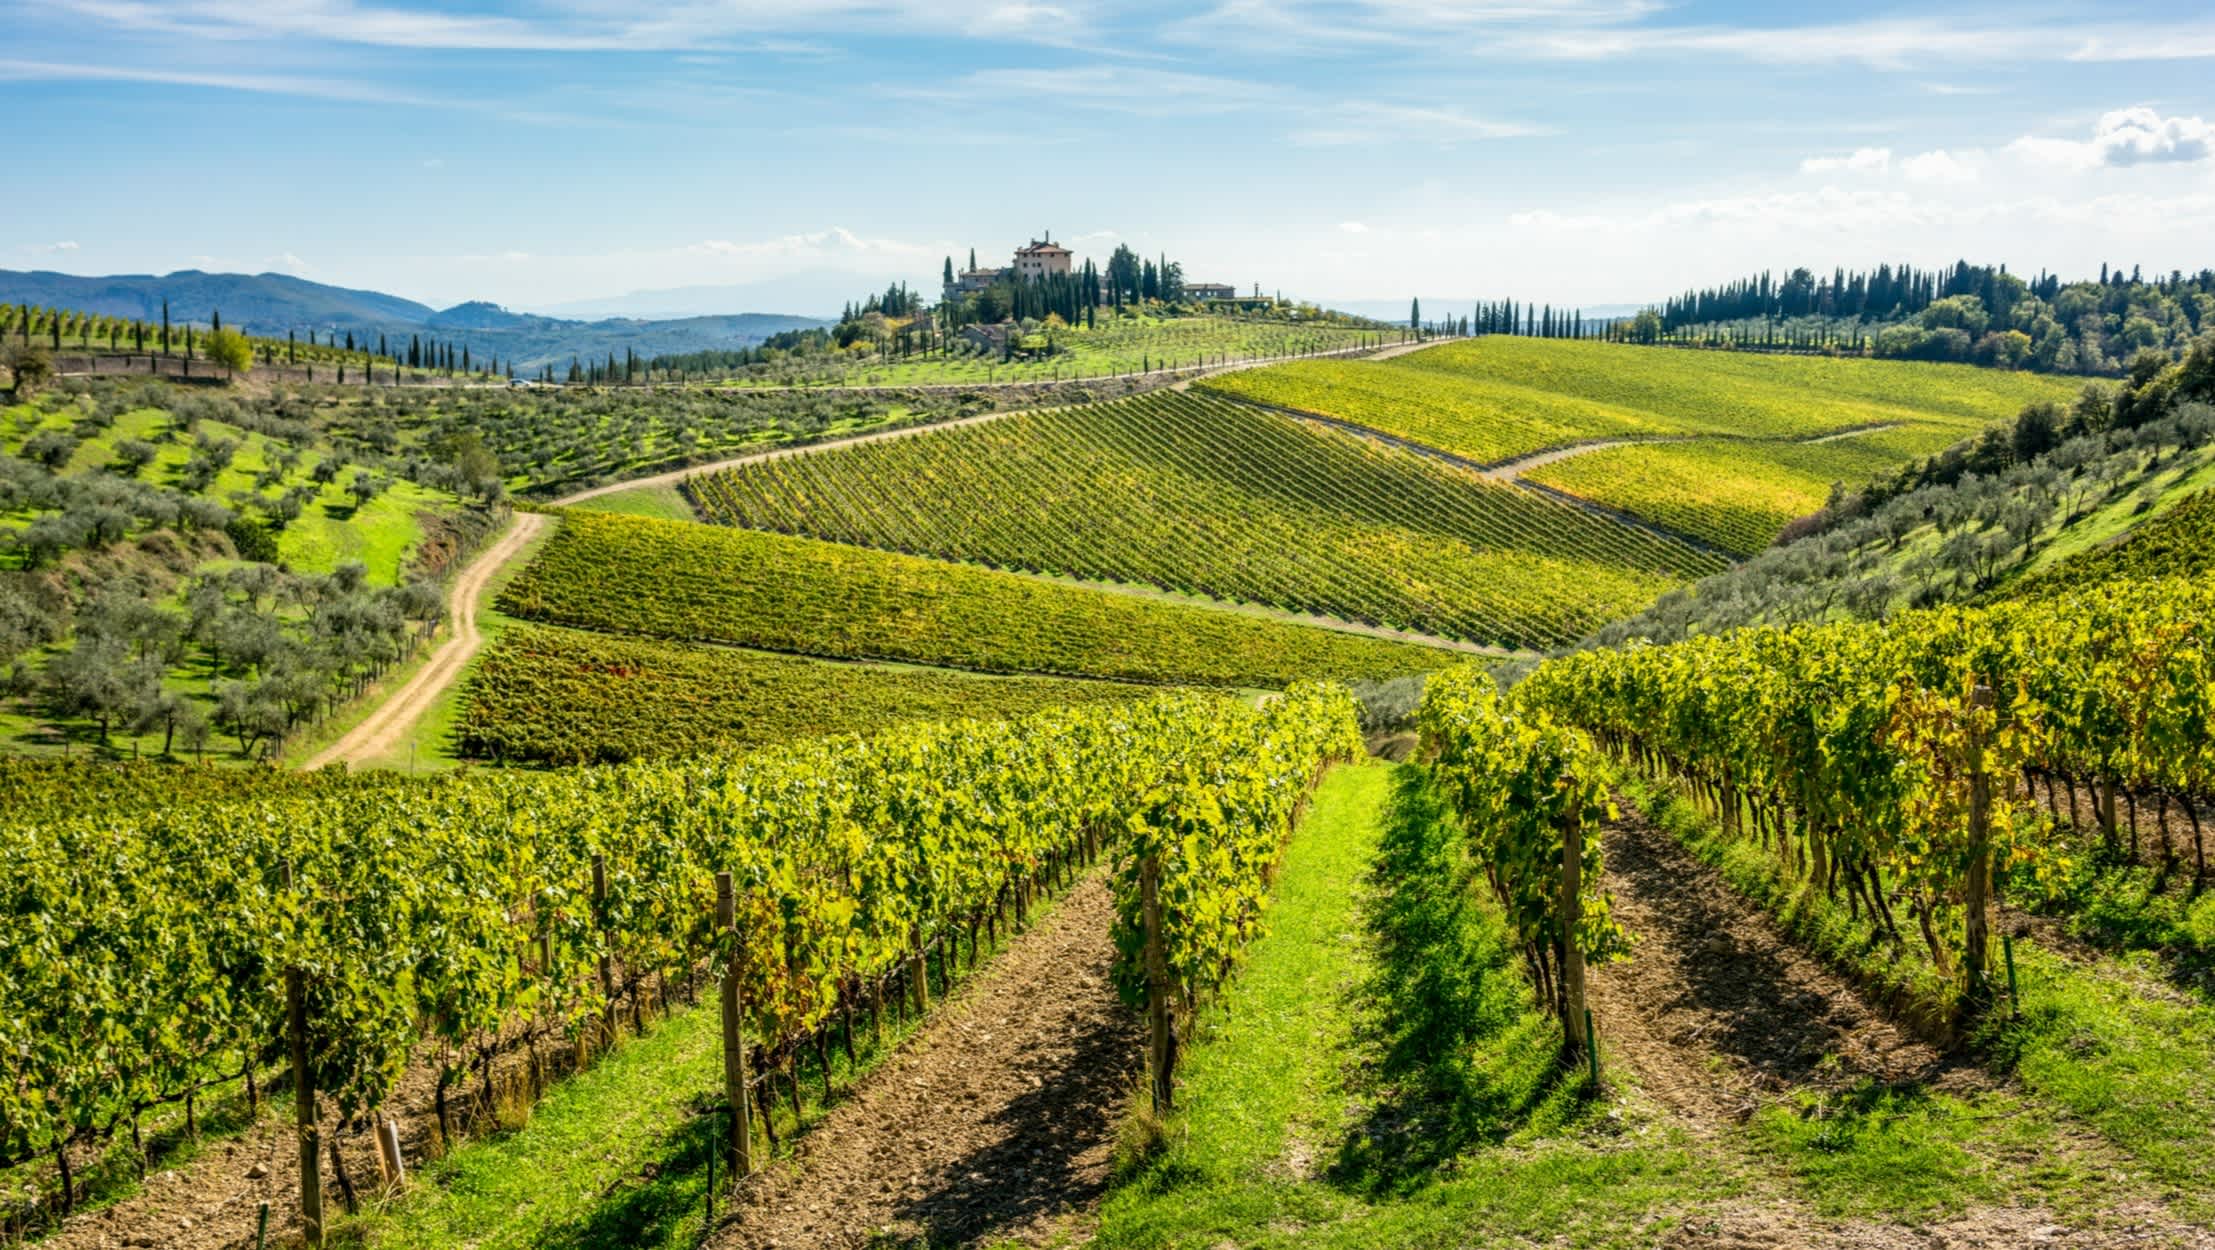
xmin=909 ymin=936 xmax=930 ymax=1015
xmin=375 ymin=1118 xmax=406 ymax=1190
xmin=716 ymin=872 xmax=752 ymax=1179
xmin=592 ymin=856 xmax=617 ymax=1048
xmin=1560 ymin=810 xmax=1590 ymax=1055
xmin=1141 ymin=855 xmax=1173 ymax=1111
xmin=283 ymin=861 xmax=324 ymax=1245
xmin=1963 ymin=685 xmax=1995 ymax=994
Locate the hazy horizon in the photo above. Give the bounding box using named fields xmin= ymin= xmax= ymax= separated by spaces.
xmin=6 ymin=1 xmax=2213 ymax=312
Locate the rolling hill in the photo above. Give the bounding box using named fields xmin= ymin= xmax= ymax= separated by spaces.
xmin=0 ymin=269 xmax=824 ymax=373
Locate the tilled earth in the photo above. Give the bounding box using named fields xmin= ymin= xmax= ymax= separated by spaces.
xmin=1591 ymin=801 xmax=2214 ymax=1249
xmin=712 ymin=871 xmax=1139 ymax=1249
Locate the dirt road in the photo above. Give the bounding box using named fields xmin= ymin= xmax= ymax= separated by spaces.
xmin=556 ymin=338 xmax=1459 ymax=508
xmin=713 ymin=871 xmax=1138 ymax=1249
xmin=300 ymin=511 xmax=549 ymax=770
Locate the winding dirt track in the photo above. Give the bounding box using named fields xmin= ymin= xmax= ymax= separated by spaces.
xmin=712 ymin=871 xmax=1138 ymax=1249
xmin=556 ymin=338 xmax=1458 ymax=509
xmin=301 ymin=511 xmax=549 ymax=770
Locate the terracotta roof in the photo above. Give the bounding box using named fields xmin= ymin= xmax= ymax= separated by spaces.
xmin=1016 ymin=240 xmax=1071 ymax=255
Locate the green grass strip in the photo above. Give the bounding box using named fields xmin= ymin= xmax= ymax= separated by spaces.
xmin=1096 ymin=762 xmax=1731 ymax=1249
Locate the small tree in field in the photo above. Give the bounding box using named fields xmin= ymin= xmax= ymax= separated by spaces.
xmin=205 ymin=328 xmax=253 ymax=378
xmin=4 ymin=343 xmax=53 ymax=396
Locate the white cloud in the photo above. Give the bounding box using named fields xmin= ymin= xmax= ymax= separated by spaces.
xmin=2008 ymin=107 xmax=2213 ymax=171
xmin=1800 ymin=147 xmax=1891 ymax=175
xmin=264 ymin=252 xmax=311 ymax=273
xmin=1900 ymin=148 xmax=1975 ymax=184
xmin=1339 ymin=221 xmax=1371 ymax=234
xmin=46 ymin=240 xmax=80 ymax=253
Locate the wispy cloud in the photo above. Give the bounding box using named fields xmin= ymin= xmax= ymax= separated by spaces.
xmin=56 ymin=0 xmax=1110 ymax=51
xmin=893 ymin=66 xmax=1276 ymax=116
xmin=0 ymin=56 xmax=444 ymax=105
xmin=1167 ymin=0 xmax=1660 ymax=53
xmin=1501 ymin=16 xmax=2215 ymax=69
xmin=1292 ymin=102 xmax=1546 ymax=146
xmin=1506 ymin=185 xmax=2215 ymax=238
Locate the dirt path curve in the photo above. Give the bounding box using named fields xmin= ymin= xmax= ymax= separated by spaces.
xmin=551 ymin=410 xmax=1027 ymax=507
xmin=1482 ymin=436 xmax=1694 ymax=483
xmin=301 ymin=511 xmax=549 ymax=770
xmin=1362 ymin=336 xmax=1457 ymax=361
xmin=559 ymin=340 xmax=1456 ymax=508
xmin=1802 ymin=420 xmax=1905 ymax=445
xmin=714 ymin=872 xmax=1138 ymax=1250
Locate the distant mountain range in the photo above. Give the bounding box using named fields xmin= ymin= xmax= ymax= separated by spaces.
xmin=0 ymin=270 xmax=826 ymax=373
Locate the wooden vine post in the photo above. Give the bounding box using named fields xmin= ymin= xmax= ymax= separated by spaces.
xmin=592 ymin=856 xmax=616 ymax=1048
xmin=1141 ymin=854 xmax=1173 ymax=1112
xmin=281 ymin=862 xmax=323 ymax=1244
xmin=715 ymin=872 xmax=753 ymax=1180
xmin=1963 ymin=684 xmax=1995 ymax=995
xmin=910 ymin=925 xmax=931 ymax=1015
xmin=1559 ymin=809 xmax=1590 ymax=1056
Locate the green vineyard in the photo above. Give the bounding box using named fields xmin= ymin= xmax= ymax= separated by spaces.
xmin=1203 ymin=337 xmax=2075 ymax=465
xmin=1524 ymin=428 xmax=1944 ymax=556
xmin=683 ymin=390 xmax=1726 ymax=648
xmin=1521 ymin=576 xmax=2215 ymax=983
xmin=1 ymin=687 xmax=1358 ymax=1219
xmin=459 ymin=622 xmax=1155 ymax=764
xmin=498 ymin=510 xmax=1457 ymax=687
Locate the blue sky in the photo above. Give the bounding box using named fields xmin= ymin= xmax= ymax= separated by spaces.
xmin=4 ymin=1 xmax=2214 ymax=316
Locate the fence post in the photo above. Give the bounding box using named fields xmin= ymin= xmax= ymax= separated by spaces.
xmin=716 ymin=872 xmax=753 ymax=1180
xmin=374 ymin=1117 xmax=406 ymax=1190
xmin=1963 ymin=684 xmax=1995 ymax=994
xmin=1559 ymin=811 xmax=1590 ymax=1055
xmin=592 ymin=856 xmax=617 ymax=1047
xmin=282 ymin=862 xmax=323 ymax=1244
xmin=909 ymin=928 xmax=931 ymax=1015
xmin=1141 ymin=854 xmax=1173 ymax=1111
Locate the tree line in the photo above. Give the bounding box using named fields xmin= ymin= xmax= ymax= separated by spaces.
xmin=2 ymin=301 xmax=512 ymax=384
xmin=1640 ymin=261 xmax=2215 ymax=374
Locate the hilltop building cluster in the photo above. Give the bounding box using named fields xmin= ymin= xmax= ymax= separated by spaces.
xmin=942 ymin=233 xmax=1250 ymax=310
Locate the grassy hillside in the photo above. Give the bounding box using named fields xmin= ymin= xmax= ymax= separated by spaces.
xmin=1 ymin=383 xmax=488 ymax=760
xmin=713 ymin=313 xmax=1384 ymax=389
xmin=686 ymin=391 xmax=1725 ymax=648
xmin=458 ymin=622 xmax=1157 ymax=764
xmin=1591 ymin=397 xmax=2215 ymax=647
xmin=1525 ymin=427 xmax=1939 ymax=556
xmin=497 ymin=510 xmax=1460 ymax=688
xmin=1203 ymin=337 xmax=2076 ymax=466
